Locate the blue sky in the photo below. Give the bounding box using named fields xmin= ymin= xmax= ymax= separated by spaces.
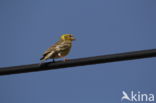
xmin=0 ymin=0 xmax=156 ymax=103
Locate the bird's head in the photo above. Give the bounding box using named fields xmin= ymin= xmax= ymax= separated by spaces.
xmin=60 ymin=34 xmax=76 ymax=41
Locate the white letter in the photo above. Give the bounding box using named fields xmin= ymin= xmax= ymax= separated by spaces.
xmin=131 ymin=91 xmax=137 ymax=101
xmin=149 ymin=94 xmax=155 ymax=101
xmin=141 ymin=94 xmax=148 ymax=101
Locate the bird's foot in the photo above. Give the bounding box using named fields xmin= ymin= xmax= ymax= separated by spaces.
xmin=63 ymin=58 xmax=69 ymax=62
xmin=52 ymin=59 xmax=55 ymax=63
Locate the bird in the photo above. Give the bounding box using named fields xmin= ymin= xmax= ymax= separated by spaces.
xmin=40 ymin=34 xmax=75 ymax=63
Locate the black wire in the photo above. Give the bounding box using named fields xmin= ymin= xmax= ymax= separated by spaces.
xmin=0 ymin=49 xmax=156 ymax=76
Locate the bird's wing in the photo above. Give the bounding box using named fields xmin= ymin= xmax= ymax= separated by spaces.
xmin=42 ymin=40 xmax=61 ymax=56
xmin=55 ymin=42 xmax=70 ymax=51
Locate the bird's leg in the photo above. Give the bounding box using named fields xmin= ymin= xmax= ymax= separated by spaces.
xmin=52 ymin=58 xmax=55 ymax=63
xmin=58 ymin=53 xmax=69 ymax=62
xmin=63 ymin=57 xmax=69 ymax=62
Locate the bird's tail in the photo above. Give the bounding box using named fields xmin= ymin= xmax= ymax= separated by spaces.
xmin=40 ymin=51 xmax=54 ymax=61
xmin=39 ymin=57 xmax=45 ymax=66
xmin=40 ymin=56 xmax=45 ymax=60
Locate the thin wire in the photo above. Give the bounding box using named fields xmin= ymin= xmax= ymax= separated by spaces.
xmin=0 ymin=49 xmax=156 ymax=76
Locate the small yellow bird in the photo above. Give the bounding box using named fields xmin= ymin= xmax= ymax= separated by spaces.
xmin=40 ymin=34 xmax=75 ymax=62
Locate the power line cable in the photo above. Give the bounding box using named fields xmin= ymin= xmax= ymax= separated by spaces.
xmin=0 ymin=49 xmax=156 ymax=76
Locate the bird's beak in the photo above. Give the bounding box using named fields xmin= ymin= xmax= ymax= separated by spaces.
xmin=71 ymin=37 xmax=76 ymax=41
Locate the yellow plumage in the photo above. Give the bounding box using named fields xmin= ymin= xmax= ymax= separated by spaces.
xmin=40 ymin=34 xmax=75 ymax=62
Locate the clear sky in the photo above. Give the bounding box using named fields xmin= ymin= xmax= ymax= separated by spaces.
xmin=0 ymin=0 xmax=156 ymax=103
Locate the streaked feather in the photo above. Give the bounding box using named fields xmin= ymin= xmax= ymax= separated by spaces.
xmin=40 ymin=39 xmax=72 ymax=61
